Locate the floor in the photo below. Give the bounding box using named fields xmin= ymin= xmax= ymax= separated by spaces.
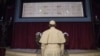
xmin=5 ymin=49 xmax=100 ymax=56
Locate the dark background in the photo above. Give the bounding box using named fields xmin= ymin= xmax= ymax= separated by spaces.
xmin=0 ymin=0 xmax=100 ymax=48
xmin=0 ymin=0 xmax=100 ymax=56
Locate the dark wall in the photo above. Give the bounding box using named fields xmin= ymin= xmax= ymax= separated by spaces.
xmin=0 ymin=0 xmax=15 ymax=47
xmin=92 ymin=0 xmax=100 ymax=48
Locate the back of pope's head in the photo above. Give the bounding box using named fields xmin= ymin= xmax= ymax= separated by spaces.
xmin=49 ymin=20 xmax=56 ymax=26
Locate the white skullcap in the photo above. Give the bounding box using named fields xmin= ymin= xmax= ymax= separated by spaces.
xmin=49 ymin=20 xmax=56 ymax=25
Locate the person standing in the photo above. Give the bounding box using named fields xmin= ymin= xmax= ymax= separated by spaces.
xmin=39 ymin=20 xmax=66 ymax=56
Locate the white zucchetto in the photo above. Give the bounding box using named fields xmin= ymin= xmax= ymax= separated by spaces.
xmin=49 ymin=20 xmax=56 ymax=25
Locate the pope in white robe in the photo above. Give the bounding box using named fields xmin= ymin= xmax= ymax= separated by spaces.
xmin=39 ymin=20 xmax=66 ymax=56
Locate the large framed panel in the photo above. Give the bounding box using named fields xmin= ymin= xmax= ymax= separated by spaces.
xmin=14 ymin=0 xmax=91 ymax=22
xmin=22 ymin=2 xmax=84 ymax=17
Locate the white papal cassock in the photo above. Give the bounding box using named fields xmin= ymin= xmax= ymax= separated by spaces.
xmin=39 ymin=27 xmax=66 ymax=56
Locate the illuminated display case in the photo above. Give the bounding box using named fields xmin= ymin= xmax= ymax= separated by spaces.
xmin=14 ymin=0 xmax=91 ymax=22
xmin=22 ymin=2 xmax=84 ymax=17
